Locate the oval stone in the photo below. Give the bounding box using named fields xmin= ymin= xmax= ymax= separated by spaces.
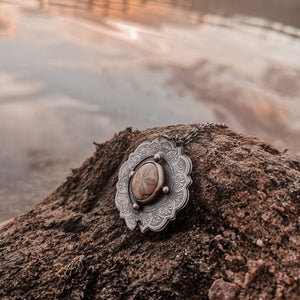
xmin=132 ymin=163 xmax=159 ymax=200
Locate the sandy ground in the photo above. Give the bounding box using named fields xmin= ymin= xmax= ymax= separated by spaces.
xmin=1 ymin=125 xmax=299 ymax=299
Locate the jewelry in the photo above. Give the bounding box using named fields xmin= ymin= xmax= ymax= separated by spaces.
xmin=115 ymin=123 xmax=228 ymax=232
xmin=163 ymin=122 xmax=228 ymax=146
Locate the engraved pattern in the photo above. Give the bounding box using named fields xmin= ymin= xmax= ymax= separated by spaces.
xmin=115 ymin=138 xmax=192 ymax=232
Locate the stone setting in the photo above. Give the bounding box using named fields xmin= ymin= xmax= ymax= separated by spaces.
xmin=131 ymin=162 xmax=165 ymax=205
xmin=115 ymin=138 xmax=192 ymax=232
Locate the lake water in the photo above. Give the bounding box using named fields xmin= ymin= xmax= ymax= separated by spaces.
xmin=0 ymin=0 xmax=300 ymax=222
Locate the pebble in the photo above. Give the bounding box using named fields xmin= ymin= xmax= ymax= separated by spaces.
xmin=231 ymin=232 xmax=236 ymax=240
xmin=214 ymin=235 xmax=223 ymax=241
xmin=261 ymin=214 xmax=269 ymax=222
xmin=208 ymin=278 xmax=239 ymax=300
xmin=256 ymin=239 xmax=263 ymax=247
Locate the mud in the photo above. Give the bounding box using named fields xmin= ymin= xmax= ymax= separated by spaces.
xmin=0 ymin=125 xmax=299 ymax=299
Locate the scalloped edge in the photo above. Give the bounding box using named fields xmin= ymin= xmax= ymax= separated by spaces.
xmin=115 ymin=138 xmax=192 ymax=232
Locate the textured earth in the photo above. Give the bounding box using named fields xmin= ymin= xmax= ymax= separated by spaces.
xmin=0 ymin=125 xmax=299 ymax=299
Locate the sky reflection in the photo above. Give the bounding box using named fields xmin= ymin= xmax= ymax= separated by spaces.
xmin=0 ymin=0 xmax=299 ymax=222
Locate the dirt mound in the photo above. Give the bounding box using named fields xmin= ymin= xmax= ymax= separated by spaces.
xmin=0 ymin=124 xmax=299 ymax=299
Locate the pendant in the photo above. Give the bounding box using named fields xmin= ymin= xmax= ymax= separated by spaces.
xmin=115 ymin=138 xmax=192 ymax=232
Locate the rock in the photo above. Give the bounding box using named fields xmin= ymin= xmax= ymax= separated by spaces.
xmin=209 ymin=278 xmax=239 ymax=300
xmin=256 ymin=239 xmax=264 ymax=247
xmin=0 ymin=124 xmax=299 ymax=299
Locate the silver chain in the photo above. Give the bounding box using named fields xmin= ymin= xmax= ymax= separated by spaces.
xmin=163 ymin=122 xmax=228 ymax=146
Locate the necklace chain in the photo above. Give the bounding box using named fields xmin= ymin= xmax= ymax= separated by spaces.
xmin=163 ymin=122 xmax=228 ymax=146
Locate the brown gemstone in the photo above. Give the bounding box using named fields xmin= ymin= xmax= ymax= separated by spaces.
xmin=131 ymin=162 xmax=164 ymax=204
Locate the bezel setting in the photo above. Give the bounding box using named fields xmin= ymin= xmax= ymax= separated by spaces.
xmin=115 ymin=138 xmax=192 ymax=232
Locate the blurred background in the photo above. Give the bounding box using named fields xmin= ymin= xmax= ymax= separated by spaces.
xmin=0 ymin=0 xmax=300 ymax=222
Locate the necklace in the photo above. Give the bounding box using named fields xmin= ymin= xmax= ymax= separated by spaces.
xmin=163 ymin=122 xmax=228 ymax=146
xmin=115 ymin=122 xmax=228 ymax=232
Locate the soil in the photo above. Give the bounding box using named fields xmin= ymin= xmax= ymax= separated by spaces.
xmin=0 ymin=124 xmax=299 ymax=299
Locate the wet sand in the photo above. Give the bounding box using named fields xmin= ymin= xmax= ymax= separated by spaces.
xmin=0 ymin=0 xmax=300 ymax=222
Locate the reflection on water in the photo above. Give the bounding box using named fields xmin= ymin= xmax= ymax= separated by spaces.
xmin=0 ymin=0 xmax=300 ymax=222
xmin=18 ymin=0 xmax=300 ymax=38
xmin=0 ymin=6 xmax=14 ymax=38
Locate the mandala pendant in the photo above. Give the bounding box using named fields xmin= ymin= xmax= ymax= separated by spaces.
xmin=115 ymin=138 xmax=192 ymax=232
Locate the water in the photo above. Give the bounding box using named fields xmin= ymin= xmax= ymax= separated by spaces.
xmin=0 ymin=0 xmax=300 ymax=222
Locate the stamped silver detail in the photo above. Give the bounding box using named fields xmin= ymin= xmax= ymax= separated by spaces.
xmin=115 ymin=138 xmax=192 ymax=232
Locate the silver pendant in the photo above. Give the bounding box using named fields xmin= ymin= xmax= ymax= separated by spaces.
xmin=115 ymin=138 xmax=192 ymax=232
